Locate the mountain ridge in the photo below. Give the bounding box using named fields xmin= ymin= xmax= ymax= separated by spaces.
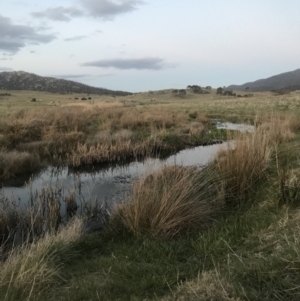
xmin=227 ymin=68 xmax=300 ymax=92
xmin=0 ymin=71 xmax=131 ymax=95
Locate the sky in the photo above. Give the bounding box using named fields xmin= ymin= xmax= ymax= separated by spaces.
xmin=1 ymin=0 xmax=300 ymax=92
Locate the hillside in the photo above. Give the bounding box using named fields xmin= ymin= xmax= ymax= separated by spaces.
xmin=227 ymin=68 xmax=300 ymax=92
xmin=0 ymin=71 xmax=131 ymax=95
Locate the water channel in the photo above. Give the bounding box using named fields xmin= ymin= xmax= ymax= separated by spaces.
xmin=0 ymin=122 xmax=254 ymax=209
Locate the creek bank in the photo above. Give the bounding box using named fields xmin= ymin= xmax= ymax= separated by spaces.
xmin=0 ymin=126 xmax=227 ymax=182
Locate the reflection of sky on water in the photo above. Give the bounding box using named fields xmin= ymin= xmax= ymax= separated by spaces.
xmin=1 ymin=142 xmax=229 ymax=207
xmin=1 ymin=122 xmax=246 ymax=207
xmin=216 ymin=121 xmax=254 ymax=132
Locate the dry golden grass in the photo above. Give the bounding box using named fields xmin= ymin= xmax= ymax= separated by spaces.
xmin=0 ymin=93 xmax=213 ymax=177
xmin=216 ymin=114 xmax=296 ymax=200
xmin=0 ymin=151 xmax=40 ymax=179
xmin=63 ymin=101 xmax=123 ymax=109
xmin=1 ymin=88 xmax=300 ymax=120
xmin=1 ymin=88 xmax=300 ymax=180
xmin=111 ymin=166 xmax=224 ymax=238
xmin=0 ymin=218 xmax=84 ymax=301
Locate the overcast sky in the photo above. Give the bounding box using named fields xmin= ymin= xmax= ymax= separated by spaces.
xmin=1 ymin=0 xmax=300 ymax=92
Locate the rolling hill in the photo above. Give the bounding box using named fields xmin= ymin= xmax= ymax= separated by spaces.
xmin=0 ymin=71 xmax=131 ymax=95
xmin=227 ymin=68 xmax=300 ymax=92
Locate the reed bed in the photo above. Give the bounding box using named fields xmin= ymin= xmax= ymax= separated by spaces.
xmin=0 ymin=151 xmax=40 ymax=179
xmin=0 ymin=178 xmax=108 ymax=252
xmin=0 ymin=104 xmax=210 ymax=179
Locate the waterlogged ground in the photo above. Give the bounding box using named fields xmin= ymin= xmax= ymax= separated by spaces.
xmin=0 ymin=122 xmax=253 ymax=209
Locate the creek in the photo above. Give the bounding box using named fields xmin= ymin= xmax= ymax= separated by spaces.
xmin=0 ymin=122 xmax=254 ymax=209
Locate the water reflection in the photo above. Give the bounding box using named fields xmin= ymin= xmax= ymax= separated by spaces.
xmin=1 ymin=142 xmax=228 ymax=206
xmin=1 ymin=122 xmax=249 ymax=206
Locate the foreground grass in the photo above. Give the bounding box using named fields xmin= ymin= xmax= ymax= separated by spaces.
xmin=9 ymin=185 xmax=278 ymax=301
xmin=0 ymin=218 xmax=84 ymax=301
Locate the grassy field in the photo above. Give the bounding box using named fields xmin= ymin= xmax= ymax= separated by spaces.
xmin=1 ymin=88 xmax=300 ymax=180
xmin=1 ymin=89 xmax=300 ymax=300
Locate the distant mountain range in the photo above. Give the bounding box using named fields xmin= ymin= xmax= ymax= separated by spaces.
xmin=227 ymin=68 xmax=300 ymax=92
xmin=0 ymin=71 xmax=131 ymax=95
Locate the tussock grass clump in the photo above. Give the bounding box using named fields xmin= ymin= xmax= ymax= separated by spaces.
xmin=0 ymin=218 xmax=84 ymax=301
xmin=111 ymin=166 xmax=224 ymax=238
xmin=216 ymin=129 xmax=272 ymax=200
xmin=0 ymin=151 xmax=40 ymax=179
xmin=254 ymin=113 xmax=297 ymax=141
xmin=188 ymin=121 xmax=205 ymax=135
xmin=216 ymin=114 xmax=296 ymax=201
xmin=5 ymin=119 xmax=44 ymax=147
xmin=67 ymin=137 xmax=161 ymax=166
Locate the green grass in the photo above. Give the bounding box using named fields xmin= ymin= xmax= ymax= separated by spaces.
xmin=37 ymin=188 xmax=277 ymax=301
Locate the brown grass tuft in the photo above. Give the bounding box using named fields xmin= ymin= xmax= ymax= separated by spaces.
xmin=0 ymin=218 xmax=84 ymax=300
xmin=111 ymin=166 xmax=224 ymax=238
xmin=216 ymin=114 xmax=296 ymax=201
xmin=0 ymin=151 xmax=40 ymax=179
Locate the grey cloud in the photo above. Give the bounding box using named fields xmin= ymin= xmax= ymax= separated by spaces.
xmin=0 ymin=39 xmax=24 ymax=54
xmin=54 ymin=74 xmax=90 ymax=79
xmin=64 ymin=35 xmax=87 ymax=41
xmin=32 ymin=6 xmax=83 ymax=22
xmin=31 ymin=1 xmax=143 ymax=22
xmin=81 ymin=57 xmax=169 ymax=70
xmin=37 ymin=25 xmax=52 ymax=31
xmin=0 ymin=15 xmax=56 ymax=54
xmin=30 ymin=50 xmax=36 ymax=53
xmin=96 ymin=73 xmax=114 ymax=77
xmin=81 ymin=0 xmax=144 ymax=19
xmin=55 ymin=74 xmax=114 ymax=79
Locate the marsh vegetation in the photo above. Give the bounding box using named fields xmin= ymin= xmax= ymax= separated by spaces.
xmin=1 ymin=89 xmax=300 ymax=300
